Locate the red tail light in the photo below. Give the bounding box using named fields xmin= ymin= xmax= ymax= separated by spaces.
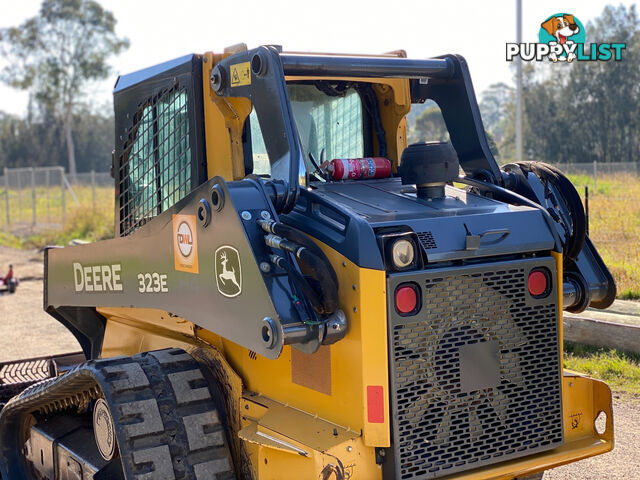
xmin=528 ymin=269 xmax=550 ymax=297
xmin=395 ymin=284 xmax=420 ymax=315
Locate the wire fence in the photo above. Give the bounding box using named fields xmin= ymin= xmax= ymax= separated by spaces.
xmin=555 ymin=161 xmax=640 ymax=194
xmin=555 ymin=161 xmax=640 ymax=177
xmin=0 ymin=167 xmax=112 ymax=229
xmin=0 ymin=161 xmax=637 ymax=233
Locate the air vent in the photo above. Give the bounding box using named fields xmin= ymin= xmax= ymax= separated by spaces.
xmin=417 ymin=231 xmax=437 ymax=250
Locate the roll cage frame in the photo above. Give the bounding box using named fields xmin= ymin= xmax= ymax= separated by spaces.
xmin=211 ymin=45 xmax=502 ymax=213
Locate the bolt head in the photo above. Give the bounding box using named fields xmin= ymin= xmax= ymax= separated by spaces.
xmin=260 ymin=210 xmax=271 ymax=220
xmin=241 ymin=211 xmax=252 ymax=221
xmin=347 ymin=446 xmax=353 ymax=452
xmin=260 ymin=262 xmax=271 ymax=273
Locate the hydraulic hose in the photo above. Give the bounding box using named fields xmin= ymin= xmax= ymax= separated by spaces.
xmin=515 ymin=161 xmax=586 ymax=262
xmin=457 ymin=175 xmax=563 ymax=253
xmin=296 ymin=247 xmax=339 ymax=315
xmin=261 ymin=220 xmax=339 ymax=315
xmin=271 ymin=255 xmax=326 ymax=314
xmin=271 ymin=222 xmax=339 ymax=287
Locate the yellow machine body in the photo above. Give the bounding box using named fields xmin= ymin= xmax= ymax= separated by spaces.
xmin=94 ymin=49 xmax=614 ymax=479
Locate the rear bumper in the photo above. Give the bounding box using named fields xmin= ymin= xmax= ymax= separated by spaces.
xmin=238 ymin=370 xmax=613 ymax=480
xmin=445 ymin=371 xmax=614 ymax=480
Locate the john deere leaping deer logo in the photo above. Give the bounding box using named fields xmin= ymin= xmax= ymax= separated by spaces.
xmin=215 ymin=246 xmax=242 ymax=297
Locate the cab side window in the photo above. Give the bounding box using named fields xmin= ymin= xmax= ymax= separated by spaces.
xmin=121 ymin=88 xmax=191 ymax=234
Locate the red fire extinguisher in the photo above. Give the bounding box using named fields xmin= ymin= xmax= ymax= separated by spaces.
xmin=325 ymin=157 xmax=392 ymax=180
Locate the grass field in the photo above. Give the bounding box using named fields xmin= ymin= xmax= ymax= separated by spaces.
xmin=0 ymin=185 xmax=114 ymax=247
xmin=0 ymin=185 xmax=113 ymax=228
xmin=567 ymin=174 xmax=640 ymax=299
xmin=565 ymin=342 xmax=640 ymax=395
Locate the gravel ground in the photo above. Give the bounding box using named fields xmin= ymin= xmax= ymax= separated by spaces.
xmin=0 ymin=246 xmax=80 ymax=362
xmin=544 ymin=394 xmax=640 ymax=480
xmin=0 ymin=245 xmax=638 ymax=478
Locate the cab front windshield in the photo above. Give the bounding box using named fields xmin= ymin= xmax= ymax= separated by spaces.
xmin=250 ymin=83 xmax=365 ymax=177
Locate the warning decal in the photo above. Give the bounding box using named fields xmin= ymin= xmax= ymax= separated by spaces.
xmin=230 ymin=61 xmax=251 ymax=87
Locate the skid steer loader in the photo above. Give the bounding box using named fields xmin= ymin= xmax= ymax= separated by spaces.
xmin=0 ymin=44 xmax=617 ymax=479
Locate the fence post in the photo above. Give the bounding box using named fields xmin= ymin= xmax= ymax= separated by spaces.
xmin=46 ymin=168 xmax=50 ymax=223
xmin=17 ymin=170 xmax=21 ymax=223
xmin=3 ymin=168 xmax=9 ymax=225
xmin=60 ymin=167 xmax=66 ymax=224
xmin=31 ymin=167 xmax=36 ymax=225
xmin=91 ymin=169 xmax=96 ymax=210
xmin=585 ymin=186 xmax=589 ymax=236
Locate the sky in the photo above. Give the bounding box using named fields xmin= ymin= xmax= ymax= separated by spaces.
xmin=0 ymin=0 xmax=637 ymax=116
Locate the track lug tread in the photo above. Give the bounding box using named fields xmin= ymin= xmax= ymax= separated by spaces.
xmin=0 ymin=348 xmax=236 ymax=480
xmin=132 ymin=445 xmax=176 ymax=479
xmin=167 ymin=370 xmax=212 ymax=406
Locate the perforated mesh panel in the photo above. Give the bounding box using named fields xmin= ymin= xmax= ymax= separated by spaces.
xmin=118 ymin=87 xmax=192 ymax=236
xmin=388 ymin=259 xmax=563 ymax=479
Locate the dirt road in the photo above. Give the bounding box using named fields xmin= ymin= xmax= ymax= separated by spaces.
xmin=0 ymin=245 xmax=638 ymax=478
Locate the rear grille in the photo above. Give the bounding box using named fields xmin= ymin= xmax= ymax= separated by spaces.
xmin=387 ymin=258 xmax=563 ymax=479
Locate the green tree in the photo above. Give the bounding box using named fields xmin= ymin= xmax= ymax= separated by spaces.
xmin=484 ymin=4 xmax=640 ymax=165
xmin=73 ymin=109 xmax=113 ymax=172
xmin=571 ymin=4 xmax=640 ymax=164
xmin=479 ymin=82 xmax=513 ymax=144
xmin=530 ymin=4 xmax=640 ymax=165
xmin=0 ymin=106 xmax=114 ymax=172
xmin=410 ymin=103 xmax=449 ymax=143
xmin=0 ymin=0 xmax=128 ymax=178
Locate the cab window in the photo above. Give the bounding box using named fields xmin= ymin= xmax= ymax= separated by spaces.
xmin=249 ymin=83 xmax=365 ymax=176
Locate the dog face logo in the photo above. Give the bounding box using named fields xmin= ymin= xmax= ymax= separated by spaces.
xmin=539 ymin=13 xmax=586 ymax=62
xmin=541 ymin=14 xmax=579 ymax=45
xmin=508 ymin=14 xmax=625 ymax=63
xmin=214 ymin=246 xmax=242 ymax=298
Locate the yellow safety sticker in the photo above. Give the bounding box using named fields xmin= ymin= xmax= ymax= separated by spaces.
xmin=230 ymin=61 xmax=251 ymax=87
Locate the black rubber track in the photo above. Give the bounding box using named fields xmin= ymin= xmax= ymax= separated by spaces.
xmin=0 ymin=348 xmax=236 ymax=480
